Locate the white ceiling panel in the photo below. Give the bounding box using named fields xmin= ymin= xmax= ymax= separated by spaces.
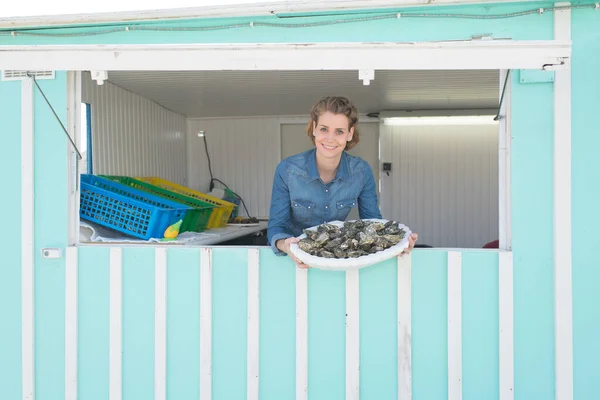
xmin=106 ymin=69 xmax=499 ymax=118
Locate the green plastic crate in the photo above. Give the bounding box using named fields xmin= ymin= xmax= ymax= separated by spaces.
xmin=101 ymin=175 xmax=216 ymax=233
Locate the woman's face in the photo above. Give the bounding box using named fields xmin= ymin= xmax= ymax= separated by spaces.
xmin=313 ymin=111 xmax=354 ymax=160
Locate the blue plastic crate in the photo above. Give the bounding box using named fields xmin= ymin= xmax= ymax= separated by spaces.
xmin=80 ymin=174 xmax=192 ymax=240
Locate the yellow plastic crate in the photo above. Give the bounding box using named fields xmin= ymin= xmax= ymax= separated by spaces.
xmin=136 ymin=177 xmax=236 ymax=228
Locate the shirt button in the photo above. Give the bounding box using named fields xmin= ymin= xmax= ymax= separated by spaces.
xmin=325 ymin=205 xmax=328 ymax=209
xmin=325 ymin=189 xmax=328 ymax=192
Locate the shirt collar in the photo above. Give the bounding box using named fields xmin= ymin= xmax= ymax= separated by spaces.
xmin=307 ymin=148 xmax=351 ymax=182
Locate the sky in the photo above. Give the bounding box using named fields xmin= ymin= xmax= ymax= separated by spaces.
xmin=0 ymin=0 xmax=283 ymax=18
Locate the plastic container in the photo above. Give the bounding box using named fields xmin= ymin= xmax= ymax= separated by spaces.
xmin=223 ymin=188 xmax=241 ymax=219
xmin=101 ymin=175 xmax=216 ymax=233
xmin=79 ymin=174 xmax=191 ymax=240
xmin=136 ymin=177 xmax=235 ymax=228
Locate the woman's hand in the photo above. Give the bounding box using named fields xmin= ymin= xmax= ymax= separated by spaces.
xmin=399 ymin=233 xmax=419 ymax=257
xmin=277 ymin=237 xmax=311 ymax=269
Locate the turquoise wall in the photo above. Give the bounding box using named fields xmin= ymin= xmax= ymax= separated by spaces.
xmin=0 ymin=1 xmax=599 ymax=399
xmin=73 ymin=247 xmax=502 ymax=400
xmin=571 ymin=7 xmax=600 ymax=399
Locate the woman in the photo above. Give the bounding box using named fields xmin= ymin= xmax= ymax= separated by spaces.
xmin=267 ymin=96 xmax=417 ymax=268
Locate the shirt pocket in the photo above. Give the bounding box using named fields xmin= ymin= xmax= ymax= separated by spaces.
xmin=336 ymin=197 xmax=357 ymax=210
xmin=291 ymin=199 xmax=316 ymax=222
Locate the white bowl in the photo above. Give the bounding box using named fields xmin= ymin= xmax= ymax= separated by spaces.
xmin=289 ymin=218 xmax=412 ymax=271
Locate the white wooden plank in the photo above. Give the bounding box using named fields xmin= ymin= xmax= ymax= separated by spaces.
xmin=553 ymin=3 xmax=574 ymax=400
xmin=447 ymin=252 xmax=462 ymax=400
xmin=296 ymin=268 xmax=308 ymax=400
xmin=247 ymin=249 xmax=260 ymax=400
xmin=398 ymin=255 xmax=412 ymax=400
xmin=65 ymin=247 xmax=78 ymax=400
xmin=154 ymin=248 xmax=167 ymax=400
xmin=498 ymin=69 xmax=513 ymax=251
xmin=21 ymin=77 xmax=34 ymax=400
xmin=0 ymin=41 xmax=571 ymax=72
xmin=200 ymin=248 xmax=213 ymax=400
xmin=109 ymin=248 xmax=123 ymax=400
xmin=499 ymin=251 xmax=514 ymax=400
xmin=345 ymin=270 xmax=360 ymax=400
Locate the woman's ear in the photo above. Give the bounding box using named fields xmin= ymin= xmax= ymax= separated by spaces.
xmin=348 ymin=126 xmax=354 ymax=142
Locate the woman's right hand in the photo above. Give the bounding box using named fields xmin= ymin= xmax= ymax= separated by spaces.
xmin=277 ymin=237 xmax=311 ymax=269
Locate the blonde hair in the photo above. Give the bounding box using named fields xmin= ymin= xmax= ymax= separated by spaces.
xmin=306 ymin=96 xmax=360 ymax=150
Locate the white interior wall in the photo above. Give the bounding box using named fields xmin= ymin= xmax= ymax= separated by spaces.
xmin=380 ymin=123 xmax=499 ymax=248
xmin=187 ymin=117 xmax=282 ymax=218
xmin=82 ymin=73 xmax=188 ymax=184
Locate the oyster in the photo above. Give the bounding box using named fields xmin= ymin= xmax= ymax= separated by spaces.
xmin=303 ymin=229 xmax=319 ymax=241
xmin=358 ymin=232 xmax=376 ymax=246
xmin=325 ymin=237 xmax=343 ymax=250
xmin=298 ymin=239 xmax=316 ymax=253
xmin=318 ymin=250 xmax=335 ymax=258
xmin=334 ymin=248 xmax=348 ymax=258
xmin=297 ymin=219 xmax=408 ymax=259
xmin=314 ymin=232 xmax=330 ymax=247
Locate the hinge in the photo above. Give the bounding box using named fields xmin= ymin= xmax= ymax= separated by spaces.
xmin=542 ymin=58 xmax=569 ymax=71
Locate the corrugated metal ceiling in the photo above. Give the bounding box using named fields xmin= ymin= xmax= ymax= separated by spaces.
xmin=106 ymin=70 xmax=499 ymax=118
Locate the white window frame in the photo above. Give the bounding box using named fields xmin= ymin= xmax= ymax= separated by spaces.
xmin=2 ymin=40 xmax=570 ymax=248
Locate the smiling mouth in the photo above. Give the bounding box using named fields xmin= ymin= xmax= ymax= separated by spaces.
xmin=322 ymin=144 xmax=338 ymax=150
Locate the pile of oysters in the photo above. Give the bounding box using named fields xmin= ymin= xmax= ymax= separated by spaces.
xmin=298 ymin=220 xmax=406 ymax=259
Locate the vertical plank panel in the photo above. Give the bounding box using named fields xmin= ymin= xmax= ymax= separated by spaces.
xmin=553 ymin=5 xmax=573 ymax=400
xmin=167 ymin=248 xmax=201 ymax=400
xmin=258 ymin=250 xmax=296 ymax=400
xmin=511 ymin=66 xmax=555 ymax=400
xmin=499 ymin=252 xmax=514 ymax=400
xmin=65 ymin=247 xmax=78 ymax=400
xmin=200 ymin=248 xmax=212 ymax=400
xmin=398 ymin=255 xmax=412 ymax=400
xmin=345 ymin=270 xmax=360 ymax=400
xmin=79 ymin=247 xmax=111 ymax=400
xmin=247 ymin=249 xmax=260 ymax=400
xmin=296 ymin=267 xmax=308 ymax=400
xmin=21 ymin=77 xmax=34 ymax=400
xmin=0 ymin=79 xmax=23 ymax=400
xmin=308 ymin=269 xmax=346 ymax=400
xmin=109 ymin=248 xmax=123 ymax=400
xmin=122 ymin=248 xmax=155 ymax=400
xmin=34 ymin=75 xmax=70 ymax=400
xmin=412 ymin=250 xmax=448 ymax=399
xmin=186 ymin=118 xmax=281 ymax=217
xmin=212 ymin=248 xmax=249 ymax=400
xmin=359 ymin=259 xmax=398 ymax=399
xmin=154 ymin=248 xmax=167 ymax=400
xmin=448 ymin=252 xmax=462 ymax=400
xmin=462 ymin=251 xmax=499 ymax=400
xmin=571 ymin=8 xmax=600 ymax=400
xmin=81 ymin=73 xmax=187 ymax=183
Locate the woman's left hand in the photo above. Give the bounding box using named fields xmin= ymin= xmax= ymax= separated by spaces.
xmin=399 ymin=233 xmax=418 ymax=257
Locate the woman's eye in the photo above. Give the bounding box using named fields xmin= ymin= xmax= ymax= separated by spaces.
xmin=337 ymin=130 xmax=344 ymax=135
xmin=320 ymin=127 xmax=327 ymax=132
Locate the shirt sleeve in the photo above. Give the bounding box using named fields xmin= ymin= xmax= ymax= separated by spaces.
xmin=357 ymin=161 xmax=383 ymax=219
xmin=267 ymin=161 xmax=293 ymax=256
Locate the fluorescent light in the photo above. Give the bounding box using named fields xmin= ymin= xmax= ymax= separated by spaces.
xmin=382 ymin=115 xmax=498 ymax=126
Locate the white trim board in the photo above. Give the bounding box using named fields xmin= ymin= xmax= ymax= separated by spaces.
xmin=0 ymin=41 xmax=571 ymax=71
xmin=498 ymin=69 xmax=512 ymax=251
xmin=21 ymin=77 xmax=34 ymax=400
xmin=553 ymin=2 xmax=573 ymax=400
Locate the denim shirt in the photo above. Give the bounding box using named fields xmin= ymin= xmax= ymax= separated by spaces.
xmin=267 ymin=148 xmax=382 ymax=255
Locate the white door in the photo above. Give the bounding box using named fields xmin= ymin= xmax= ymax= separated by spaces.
xmin=280 ymin=122 xmax=380 ymax=221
